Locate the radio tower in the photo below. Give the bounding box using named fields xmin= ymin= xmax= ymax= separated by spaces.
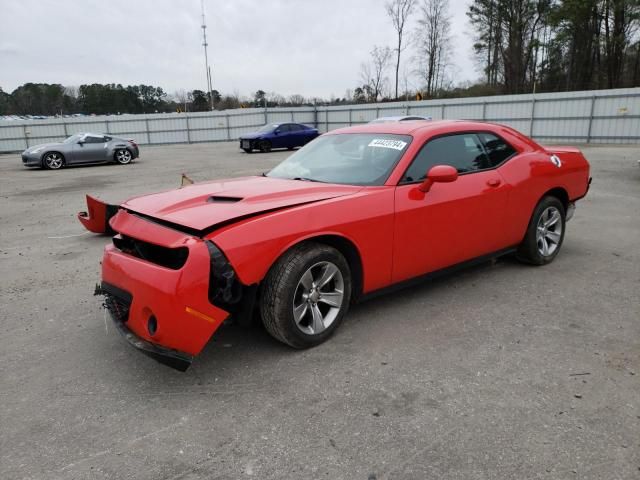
xmin=201 ymin=0 xmax=214 ymax=110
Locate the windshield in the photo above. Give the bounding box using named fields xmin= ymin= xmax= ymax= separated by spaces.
xmin=257 ymin=124 xmax=278 ymax=133
xmin=63 ymin=134 xmax=83 ymax=144
xmin=267 ymin=133 xmax=412 ymax=186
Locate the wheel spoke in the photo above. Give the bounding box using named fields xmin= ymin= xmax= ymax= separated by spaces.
xmin=546 ymin=230 xmax=561 ymax=244
xmin=545 ymin=211 xmax=560 ymax=228
xmin=299 ymin=270 xmax=313 ymax=290
xmin=310 ymin=304 xmax=324 ymax=333
xmin=541 ymin=237 xmax=550 ymax=256
xmin=293 ymin=302 xmax=308 ymax=324
xmin=318 ymin=290 xmax=343 ymax=308
xmin=317 ymin=263 xmax=338 ymax=288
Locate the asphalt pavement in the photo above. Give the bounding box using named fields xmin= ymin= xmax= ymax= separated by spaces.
xmin=0 ymin=142 xmax=638 ymax=479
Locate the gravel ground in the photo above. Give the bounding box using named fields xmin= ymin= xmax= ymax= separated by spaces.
xmin=0 ymin=142 xmax=638 ymax=479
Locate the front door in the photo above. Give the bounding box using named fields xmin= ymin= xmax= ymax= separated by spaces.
xmin=71 ymin=134 xmax=108 ymax=163
xmin=392 ymin=132 xmax=513 ymax=283
xmin=271 ymin=124 xmax=289 ymax=149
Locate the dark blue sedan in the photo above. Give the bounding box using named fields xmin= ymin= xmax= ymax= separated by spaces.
xmin=239 ymin=123 xmax=320 ymax=153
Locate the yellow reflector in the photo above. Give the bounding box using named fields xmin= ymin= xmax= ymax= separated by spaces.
xmin=185 ymin=306 xmax=216 ymax=323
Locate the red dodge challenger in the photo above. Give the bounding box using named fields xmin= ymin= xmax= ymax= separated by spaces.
xmin=79 ymin=121 xmax=591 ymax=370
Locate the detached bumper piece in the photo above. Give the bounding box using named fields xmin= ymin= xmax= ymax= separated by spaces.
xmin=102 ymin=282 xmax=194 ymax=371
xmin=78 ymin=195 xmax=119 ymax=234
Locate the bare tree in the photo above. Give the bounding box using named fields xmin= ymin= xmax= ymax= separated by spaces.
xmin=386 ymin=0 xmax=417 ymax=99
xmin=414 ymin=0 xmax=452 ymax=97
xmin=173 ymin=89 xmax=189 ymax=111
xmin=360 ymin=46 xmax=393 ymax=102
xmin=288 ymin=94 xmax=306 ymax=105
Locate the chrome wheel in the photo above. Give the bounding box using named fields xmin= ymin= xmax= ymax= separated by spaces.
xmin=115 ymin=149 xmax=132 ymax=164
xmin=292 ymin=261 xmax=344 ymax=335
xmin=536 ymin=206 xmax=563 ymax=257
xmin=44 ymin=152 xmax=63 ymax=169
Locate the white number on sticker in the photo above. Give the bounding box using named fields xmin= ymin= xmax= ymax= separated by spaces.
xmin=368 ymin=139 xmax=407 ymax=151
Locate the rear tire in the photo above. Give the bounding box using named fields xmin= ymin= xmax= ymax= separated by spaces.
xmin=260 ymin=242 xmax=351 ymax=349
xmin=42 ymin=152 xmax=64 ymax=170
xmin=243 ymin=148 xmax=252 ymax=153
xmin=517 ymin=196 xmax=566 ymax=265
xmin=259 ymin=140 xmax=272 ymax=153
xmin=114 ymin=149 xmax=132 ymax=165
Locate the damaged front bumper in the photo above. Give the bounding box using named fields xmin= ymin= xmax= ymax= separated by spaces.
xmin=102 ymin=282 xmax=194 ymax=371
xmin=100 ymin=210 xmax=236 ymax=370
xmin=78 ymin=195 xmax=119 ymax=234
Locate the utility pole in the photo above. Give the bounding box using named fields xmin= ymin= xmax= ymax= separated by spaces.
xmin=201 ymin=0 xmax=214 ymax=111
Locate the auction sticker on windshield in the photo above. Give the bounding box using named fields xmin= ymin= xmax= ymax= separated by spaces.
xmin=368 ymin=139 xmax=408 ymax=150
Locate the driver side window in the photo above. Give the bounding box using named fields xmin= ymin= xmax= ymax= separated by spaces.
xmin=84 ymin=135 xmax=104 ymax=144
xmin=402 ymin=133 xmax=489 ymax=183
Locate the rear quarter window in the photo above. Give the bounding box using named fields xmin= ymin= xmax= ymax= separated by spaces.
xmin=478 ymin=132 xmax=517 ymax=167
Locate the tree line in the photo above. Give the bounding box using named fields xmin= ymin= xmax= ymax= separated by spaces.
xmin=0 ymin=83 xmax=338 ymax=116
xmin=0 ymin=83 xmax=206 ymax=116
xmin=357 ymin=0 xmax=639 ymax=102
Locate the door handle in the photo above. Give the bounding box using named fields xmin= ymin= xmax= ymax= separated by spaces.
xmin=487 ymin=178 xmax=501 ymax=187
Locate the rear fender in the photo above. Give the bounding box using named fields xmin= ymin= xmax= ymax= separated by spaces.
xmin=77 ymin=195 xmax=119 ymax=234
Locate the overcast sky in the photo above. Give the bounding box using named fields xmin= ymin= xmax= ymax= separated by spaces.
xmin=1 ymin=0 xmax=479 ymax=99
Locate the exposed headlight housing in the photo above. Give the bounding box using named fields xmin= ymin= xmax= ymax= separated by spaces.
xmin=206 ymin=240 xmax=242 ymax=309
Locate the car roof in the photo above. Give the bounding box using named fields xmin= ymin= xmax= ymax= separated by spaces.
xmin=329 ymin=120 xmax=479 ymax=135
xmin=371 ymin=115 xmax=431 ymax=122
xmin=328 ymin=120 xmax=541 ymax=150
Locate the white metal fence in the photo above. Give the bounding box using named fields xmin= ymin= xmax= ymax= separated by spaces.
xmin=1 ymin=87 xmax=639 ymax=153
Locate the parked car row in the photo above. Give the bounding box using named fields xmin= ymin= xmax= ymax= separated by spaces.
xmin=20 ymin=116 xmax=433 ymax=169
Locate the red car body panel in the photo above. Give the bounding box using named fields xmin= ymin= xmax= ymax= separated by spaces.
xmin=77 ymin=195 xmax=112 ymax=234
xmin=208 ymin=187 xmax=396 ymax=291
xmin=104 ymin=211 xmax=227 ymax=356
xmin=90 ymin=120 xmax=590 ymax=369
xmin=121 ymin=177 xmax=362 ymax=232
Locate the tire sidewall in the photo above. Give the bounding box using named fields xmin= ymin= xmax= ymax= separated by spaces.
xmin=520 ymin=196 xmax=566 ymax=265
xmin=42 ymin=152 xmax=63 ymax=170
xmin=115 ymin=149 xmax=132 ymax=164
xmin=259 ymin=140 xmax=271 ymax=153
xmin=267 ymin=245 xmax=351 ymax=348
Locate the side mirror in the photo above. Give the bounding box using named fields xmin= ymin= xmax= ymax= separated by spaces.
xmin=274 ymin=130 xmax=280 ymax=135
xmin=418 ymin=165 xmax=458 ymax=193
xmin=77 ymin=140 xmax=84 ymax=145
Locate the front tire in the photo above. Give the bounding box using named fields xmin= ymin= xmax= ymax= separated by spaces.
xmin=114 ymin=149 xmax=132 ymax=165
xmin=42 ymin=152 xmax=64 ymax=170
xmin=259 ymin=140 xmax=272 ymax=153
xmin=260 ymin=242 xmax=352 ymax=348
xmin=517 ymin=196 xmax=566 ymax=265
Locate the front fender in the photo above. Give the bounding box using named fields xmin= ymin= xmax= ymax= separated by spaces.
xmin=206 ymin=188 xmax=396 ymax=294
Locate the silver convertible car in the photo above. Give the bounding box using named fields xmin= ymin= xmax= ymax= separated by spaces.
xmin=21 ymin=133 xmax=139 ymax=170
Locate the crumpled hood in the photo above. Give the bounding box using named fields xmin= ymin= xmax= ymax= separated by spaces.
xmin=121 ymin=176 xmax=362 ymax=233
